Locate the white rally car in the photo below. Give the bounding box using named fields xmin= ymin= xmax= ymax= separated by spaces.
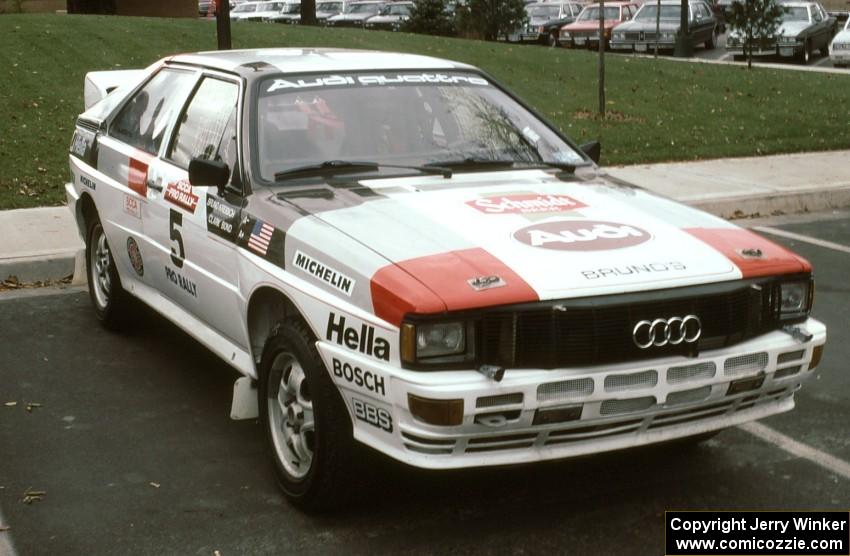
xmin=67 ymin=49 xmax=826 ymax=510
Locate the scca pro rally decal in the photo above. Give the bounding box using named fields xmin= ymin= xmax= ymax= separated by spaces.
xmin=513 ymin=220 xmax=651 ymax=251
xmin=293 ymin=250 xmax=355 ymax=296
xmin=164 ymin=180 xmax=199 ymax=214
xmin=126 ymin=237 xmax=144 ymax=277
xmin=466 ymin=194 xmax=586 ymax=215
xmin=266 ymin=73 xmax=488 ymax=93
xmin=164 ymin=265 xmax=197 ymax=298
xmin=326 ymin=313 xmax=390 ymax=361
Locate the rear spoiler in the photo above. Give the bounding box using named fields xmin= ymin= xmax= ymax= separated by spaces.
xmin=83 ymin=69 xmax=145 ymax=110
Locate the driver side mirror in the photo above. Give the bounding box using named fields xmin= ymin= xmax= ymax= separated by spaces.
xmin=189 ymin=157 xmax=230 ymax=194
xmin=580 ymin=140 xmax=601 ymax=164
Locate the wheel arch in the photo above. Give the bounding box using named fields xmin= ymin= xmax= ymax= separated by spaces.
xmin=246 ymin=285 xmax=303 ymax=367
xmin=78 ymin=192 xmax=97 ymax=238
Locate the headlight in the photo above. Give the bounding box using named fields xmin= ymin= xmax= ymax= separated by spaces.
xmin=778 ymin=279 xmax=813 ymax=320
xmin=662 ymin=32 xmax=675 ymax=40
xmin=401 ymin=321 xmax=476 ymax=366
xmin=613 ymin=32 xmax=624 ymax=40
xmin=561 ymin=31 xmax=571 ymax=38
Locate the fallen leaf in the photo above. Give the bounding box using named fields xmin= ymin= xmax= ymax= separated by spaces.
xmin=4 ymin=402 xmax=16 ymax=407
xmin=26 ymin=402 xmax=42 ymax=412
xmin=149 ymin=482 xmax=161 ymax=489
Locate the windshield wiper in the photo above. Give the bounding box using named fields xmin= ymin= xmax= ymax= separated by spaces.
xmin=274 ymin=160 xmax=451 ymax=182
xmin=425 ymin=157 xmax=577 ymax=174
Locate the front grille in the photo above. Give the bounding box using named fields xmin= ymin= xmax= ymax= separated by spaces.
xmin=479 ymin=280 xmax=779 ymax=370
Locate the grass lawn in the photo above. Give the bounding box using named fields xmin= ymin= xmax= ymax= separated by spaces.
xmin=1 ymin=14 xmax=850 ymax=209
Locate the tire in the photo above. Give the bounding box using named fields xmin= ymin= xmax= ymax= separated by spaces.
xmin=820 ymin=42 xmax=829 ymax=57
xmin=798 ymin=41 xmax=812 ymax=64
xmin=548 ymin=32 xmax=559 ymax=47
xmin=259 ymin=318 xmax=359 ymax=511
xmin=705 ymin=29 xmax=716 ymax=50
xmin=85 ymin=214 xmax=133 ymax=330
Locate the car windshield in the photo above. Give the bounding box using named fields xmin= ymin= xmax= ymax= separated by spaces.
xmin=282 ymin=3 xmax=300 ymax=12
xmin=347 ymin=3 xmax=380 ymax=13
xmin=578 ymin=6 xmax=621 ymax=20
xmin=782 ymin=6 xmax=810 ymax=21
xmin=381 ymin=3 xmax=411 ymax=14
xmin=233 ymin=3 xmax=257 ymax=12
xmin=317 ymin=1 xmax=342 ymax=9
xmin=635 ymin=5 xmax=681 ymax=20
xmin=254 ymin=72 xmax=585 ymax=182
xmin=529 ymin=5 xmax=561 ymax=17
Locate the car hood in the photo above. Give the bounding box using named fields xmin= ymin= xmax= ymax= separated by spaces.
xmin=832 ymin=29 xmax=850 ymax=44
xmin=272 ymin=169 xmax=809 ymax=315
xmin=330 ymin=12 xmax=372 ymax=20
xmin=616 ymin=19 xmax=679 ymax=32
xmin=368 ymin=14 xmax=404 ymax=22
xmin=564 ymin=20 xmax=619 ymax=31
xmin=777 ymin=21 xmax=812 ymax=36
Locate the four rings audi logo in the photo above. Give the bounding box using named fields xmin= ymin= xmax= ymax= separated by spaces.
xmin=632 ymin=315 xmax=702 ymax=349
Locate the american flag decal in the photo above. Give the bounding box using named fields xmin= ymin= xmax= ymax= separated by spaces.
xmin=248 ymin=219 xmax=274 ymax=256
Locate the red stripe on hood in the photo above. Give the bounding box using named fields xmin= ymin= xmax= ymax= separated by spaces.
xmin=684 ymin=227 xmax=811 ymax=278
xmin=370 ymin=248 xmax=539 ymax=326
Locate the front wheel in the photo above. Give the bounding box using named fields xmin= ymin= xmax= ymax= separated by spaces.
xmin=706 ymin=29 xmax=717 ymax=50
xmin=85 ymin=215 xmax=133 ymax=330
xmin=798 ymin=41 xmax=812 ymax=64
xmin=259 ymin=318 xmax=360 ymax=511
xmin=548 ymin=32 xmax=559 ymax=47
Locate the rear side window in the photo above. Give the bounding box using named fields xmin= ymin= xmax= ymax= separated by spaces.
xmin=167 ymin=77 xmax=240 ymax=172
xmin=110 ymin=69 xmax=196 ymax=155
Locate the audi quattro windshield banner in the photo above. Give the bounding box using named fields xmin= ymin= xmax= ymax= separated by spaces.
xmin=665 ymin=511 xmax=849 ymax=556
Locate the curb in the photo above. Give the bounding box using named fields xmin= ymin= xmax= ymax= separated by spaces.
xmin=0 ymin=250 xmax=80 ymax=284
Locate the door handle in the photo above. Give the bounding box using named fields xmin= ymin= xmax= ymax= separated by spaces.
xmin=147 ymin=178 xmax=163 ymax=192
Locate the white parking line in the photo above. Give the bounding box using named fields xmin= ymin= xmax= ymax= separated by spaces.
xmin=0 ymin=504 xmax=18 ymax=556
xmin=739 ymin=422 xmax=850 ymax=481
xmin=752 ymin=226 xmax=850 ymax=254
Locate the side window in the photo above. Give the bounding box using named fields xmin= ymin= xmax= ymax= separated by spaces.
xmin=110 ymin=69 xmax=196 ymax=155
xmin=167 ymin=77 xmax=240 ymax=173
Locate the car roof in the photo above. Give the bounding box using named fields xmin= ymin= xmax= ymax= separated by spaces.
xmin=169 ymin=48 xmax=470 ymax=76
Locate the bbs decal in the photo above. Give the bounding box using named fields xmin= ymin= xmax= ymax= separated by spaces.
xmin=352 ymin=398 xmax=393 ymax=433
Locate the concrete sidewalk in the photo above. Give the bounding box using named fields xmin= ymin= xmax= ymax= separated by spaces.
xmin=2 ymin=149 xmax=849 ymax=284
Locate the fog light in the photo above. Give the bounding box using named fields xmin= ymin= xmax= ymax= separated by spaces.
xmin=408 ymin=394 xmax=463 ymax=426
xmin=809 ymin=344 xmax=825 ymax=370
xmin=533 ymin=405 xmax=582 ymax=425
xmin=727 ymin=374 xmax=765 ymax=396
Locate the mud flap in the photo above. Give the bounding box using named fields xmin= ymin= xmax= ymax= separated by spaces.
xmin=230 ymin=376 xmax=259 ymax=420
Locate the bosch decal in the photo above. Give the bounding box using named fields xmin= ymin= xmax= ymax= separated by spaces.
xmin=513 ymin=220 xmax=651 ymax=251
xmin=332 ymin=358 xmax=386 ymax=396
xmin=79 ymin=174 xmax=97 ymax=191
xmin=466 ymin=194 xmax=586 ymax=214
xmin=293 ymin=250 xmax=355 ymax=296
xmin=164 ymin=180 xmax=199 ymax=214
xmin=581 ymin=261 xmax=687 ymax=280
xmin=123 ymin=194 xmax=141 ymax=219
xmin=326 ymin=313 xmax=390 ymax=361
xmin=126 ymin=237 xmax=144 ymax=277
xmin=164 ymin=265 xmax=197 ymax=298
xmin=205 ymin=195 xmax=240 ymax=242
xmin=352 ymin=398 xmax=393 ymax=433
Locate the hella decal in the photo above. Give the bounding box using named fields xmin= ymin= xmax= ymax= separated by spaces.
xmin=126 ymin=237 xmax=144 ymax=277
xmin=352 ymin=398 xmax=393 ymax=433
xmin=326 ymin=313 xmax=390 ymax=361
xmin=293 ymin=250 xmax=355 ymax=296
xmin=164 ymin=180 xmax=199 ymax=214
xmin=513 ymin=220 xmax=651 ymax=251
xmin=332 ymin=358 xmax=386 ymax=396
xmin=581 ymin=261 xmax=687 ymax=280
xmin=466 ymin=194 xmax=586 ymax=214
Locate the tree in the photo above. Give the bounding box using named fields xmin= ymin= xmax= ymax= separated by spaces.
xmin=727 ymin=0 xmax=785 ymax=68
xmin=404 ymin=0 xmax=456 ymax=36
xmin=459 ymin=0 xmax=527 ymax=41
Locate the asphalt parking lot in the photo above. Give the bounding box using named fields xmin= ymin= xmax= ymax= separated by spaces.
xmin=0 ymin=211 xmax=848 ymax=555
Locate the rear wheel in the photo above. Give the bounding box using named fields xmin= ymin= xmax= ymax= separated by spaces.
xmin=85 ymin=214 xmax=132 ymax=330
xmin=259 ymin=318 xmax=359 ymax=511
xmin=706 ymin=28 xmax=717 ymax=49
xmin=798 ymin=40 xmax=812 ymax=64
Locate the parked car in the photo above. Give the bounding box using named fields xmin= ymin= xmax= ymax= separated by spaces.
xmin=559 ymin=2 xmax=639 ymax=49
xmin=611 ymin=0 xmax=718 ymax=53
xmin=829 ymin=16 xmax=850 ymax=66
xmin=726 ymin=1 xmax=835 ymax=63
xmin=267 ymin=0 xmax=302 ymax=22
xmin=364 ymin=1 xmax=414 ymax=30
xmin=316 ymin=0 xmax=349 ymax=22
xmin=326 ymin=0 xmax=385 ymax=26
xmin=512 ymin=1 xmax=585 ymax=45
xmin=231 ymin=1 xmax=288 ymax=21
xmin=69 ymin=48 xmax=826 ymax=511
xmin=199 ymin=0 xmax=213 ymax=15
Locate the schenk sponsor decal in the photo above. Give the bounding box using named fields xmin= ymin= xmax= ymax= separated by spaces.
xmin=293 ymin=250 xmax=355 ymax=296
xmin=326 ymin=313 xmax=390 ymax=361
xmin=164 ymin=180 xmax=199 ymax=214
xmin=513 ymin=220 xmax=651 ymax=251
xmin=466 ymin=194 xmax=586 ymax=214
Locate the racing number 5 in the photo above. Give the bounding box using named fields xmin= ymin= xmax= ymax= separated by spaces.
xmin=169 ymin=209 xmax=185 ymax=268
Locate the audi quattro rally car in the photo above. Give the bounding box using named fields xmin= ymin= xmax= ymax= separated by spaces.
xmin=67 ymin=48 xmax=826 ymax=510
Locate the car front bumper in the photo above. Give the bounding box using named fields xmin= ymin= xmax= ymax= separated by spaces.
xmin=610 ymin=40 xmax=676 ymax=51
xmin=726 ymin=44 xmax=803 ymax=57
xmin=317 ymin=318 xmax=826 ymax=470
xmin=830 ymin=48 xmax=850 ymax=64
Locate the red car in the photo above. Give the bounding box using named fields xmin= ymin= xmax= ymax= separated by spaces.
xmin=559 ymin=2 xmax=640 ymax=49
